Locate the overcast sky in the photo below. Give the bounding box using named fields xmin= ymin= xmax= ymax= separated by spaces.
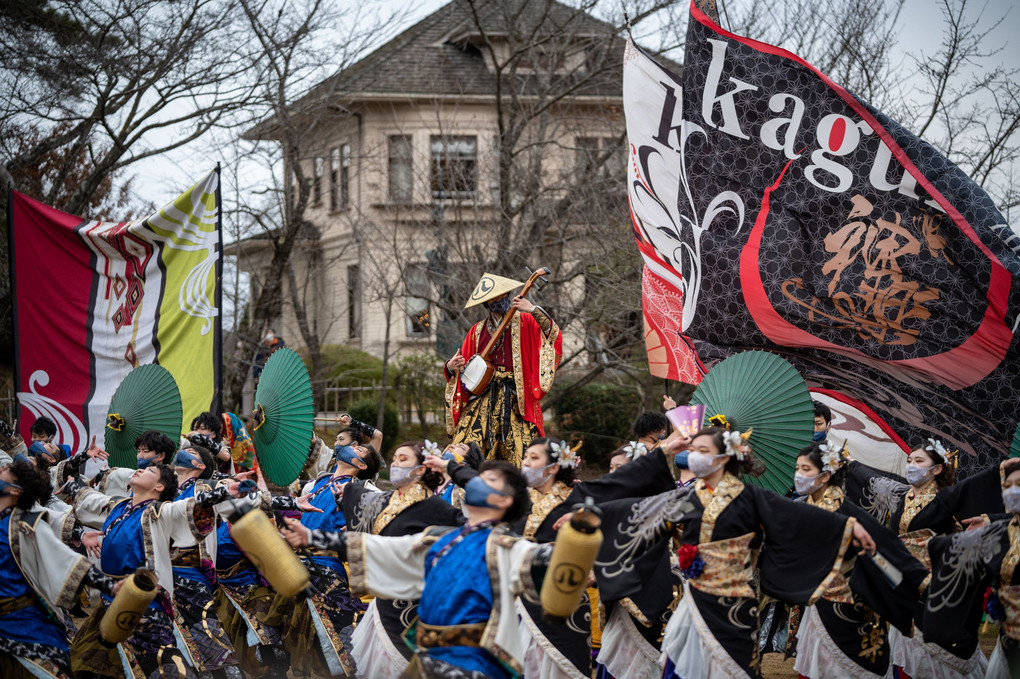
xmin=129 ymin=0 xmax=1017 ymax=217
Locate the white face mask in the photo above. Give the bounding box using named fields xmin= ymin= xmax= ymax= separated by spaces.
xmin=521 ymin=464 xmax=556 ymax=488
xmin=688 ymin=451 xmax=727 ymax=478
xmin=389 ymin=464 xmax=422 ymax=489
xmin=1003 ymin=486 xmax=1020 ymax=514
xmin=905 ymin=463 xmax=934 ymax=487
xmin=794 ymin=472 xmax=825 ymax=496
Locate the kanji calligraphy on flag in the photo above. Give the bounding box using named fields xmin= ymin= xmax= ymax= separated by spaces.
xmin=625 ymin=3 xmax=1020 ymax=473
xmin=9 ymin=170 xmax=222 ymax=451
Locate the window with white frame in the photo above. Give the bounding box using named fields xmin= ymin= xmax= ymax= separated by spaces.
xmin=405 ymin=264 xmax=431 ymax=337
xmin=388 ymin=135 xmax=413 ymax=204
xmin=430 ymin=135 xmax=477 ymax=198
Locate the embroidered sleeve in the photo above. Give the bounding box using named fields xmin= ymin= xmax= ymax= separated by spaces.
xmin=194 ymin=485 xmax=234 ymax=508
xmin=271 ymin=495 xmax=300 ymax=511
xmin=83 ymin=565 xmax=118 ymax=598
xmin=522 ymin=543 xmax=554 ymax=602
xmin=530 ymin=306 xmax=554 ymax=336
xmin=188 ymin=433 xmax=224 ymax=454
xmin=308 ymin=529 xmax=347 ymax=557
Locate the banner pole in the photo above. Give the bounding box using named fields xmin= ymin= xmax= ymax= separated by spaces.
xmin=6 ymin=189 xmax=19 ymax=430
xmin=214 ymin=164 xmax=224 ymax=414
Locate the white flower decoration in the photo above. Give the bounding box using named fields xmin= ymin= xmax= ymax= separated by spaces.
xmin=423 ymin=439 xmax=441 ymax=457
xmin=722 ymin=431 xmax=745 ymax=461
xmin=925 ymin=438 xmax=948 ymax=460
xmin=623 ymin=441 xmax=648 ymax=460
xmin=550 ymin=440 xmax=578 ymax=469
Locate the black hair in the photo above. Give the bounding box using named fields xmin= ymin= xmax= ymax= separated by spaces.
xmin=394 ymin=441 xmax=443 ymax=492
xmin=190 ymin=412 xmax=222 ymax=440
xmin=796 ymin=442 xmax=848 ymax=487
xmin=691 ymin=426 xmax=766 ymax=478
xmin=528 ymin=437 xmax=577 ymax=486
xmin=355 ymin=444 xmax=382 ymax=481
xmin=479 ymin=460 xmax=531 ymax=524
xmin=30 ymin=416 xmax=57 ymax=439
xmin=812 ymin=400 xmax=832 ymax=425
xmin=910 ymin=443 xmax=956 ymax=489
xmin=632 ymin=411 xmax=669 ymax=439
xmin=186 ymin=444 xmax=217 ymax=480
xmin=153 ymin=464 xmax=179 ymax=501
xmin=460 ymin=442 xmax=484 ymax=471
xmin=9 ymin=458 xmax=52 ymax=509
xmin=134 ymin=431 xmax=177 ymax=463
xmin=338 ymin=426 xmax=367 ymax=445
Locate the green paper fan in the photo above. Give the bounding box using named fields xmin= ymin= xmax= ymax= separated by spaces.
xmin=106 ymin=364 xmax=183 ymax=469
xmin=251 ymin=348 xmax=314 ymax=487
xmin=1010 ymin=421 xmax=1020 ymax=459
xmin=689 ymin=351 xmax=814 ymax=494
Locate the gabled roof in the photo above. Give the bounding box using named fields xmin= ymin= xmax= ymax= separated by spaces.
xmin=247 ymin=0 xmax=663 ymax=139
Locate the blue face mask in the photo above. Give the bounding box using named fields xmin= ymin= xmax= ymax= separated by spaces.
xmin=0 ymin=478 xmax=21 ymax=496
xmin=673 ymin=450 xmax=690 ymax=470
xmin=442 ymin=450 xmax=464 ymax=463
xmin=174 ymin=449 xmax=202 ymax=470
xmin=487 ymin=296 xmax=512 ymax=315
xmin=464 ymin=476 xmax=509 ymax=508
xmin=136 ymin=454 xmax=156 ymax=469
xmin=812 ymin=430 xmax=827 ymax=442
xmin=334 ymin=445 xmax=363 ymax=467
xmin=28 ymin=441 xmax=50 ymax=459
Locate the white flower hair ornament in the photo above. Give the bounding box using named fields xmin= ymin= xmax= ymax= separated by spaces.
xmin=549 ymin=440 xmax=579 ymax=469
xmin=722 ymin=430 xmax=747 ymax=461
xmin=623 ymin=441 xmax=648 ymax=460
xmin=819 ymin=442 xmax=843 ymax=474
xmin=925 ymin=438 xmax=947 ymax=459
xmin=423 ymin=439 xmax=441 ymax=457
xmin=924 ymin=437 xmax=959 ymax=468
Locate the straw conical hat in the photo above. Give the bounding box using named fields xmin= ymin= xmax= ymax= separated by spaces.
xmin=465 ymin=273 xmax=524 ymax=309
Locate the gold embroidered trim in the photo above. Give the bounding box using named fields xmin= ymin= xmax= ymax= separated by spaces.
xmin=899 ymin=528 xmax=936 ymax=573
xmin=808 ymin=517 xmax=856 ymax=606
xmin=695 ymin=473 xmax=745 ymax=544
xmin=819 ymin=554 xmax=856 ymax=604
xmin=56 ymin=557 xmax=92 ymax=610
xmin=1002 ymin=517 xmax=1020 ymax=587
xmin=537 ymin=314 xmax=560 ymax=394
xmin=689 ymin=531 xmax=757 ymax=599
xmin=524 ymin=481 xmax=572 ymax=540
xmin=619 ymin=596 xmax=651 ymax=627
xmin=347 ymin=533 xmax=367 ymax=595
xmin=898 ymin=480 xmax=937 ymax=535
xmin=807 ymin=484 xmax=845 ymax=513
xmin=372 ymin=482 xmax=431 ymax=535
xmin=510 ymin=314 xmax=526 ymax=419
xmin=998 ymin=584 xmax=1020 ymax=640
xmin=480 ymin=523 xmax=523 ymax=674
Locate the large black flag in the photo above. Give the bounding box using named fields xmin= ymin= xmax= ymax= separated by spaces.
xmin=626 ymin=3 xmax=1020 ymax=474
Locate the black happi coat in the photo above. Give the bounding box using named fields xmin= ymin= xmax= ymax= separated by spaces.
xmin=342 ymin=481 xmax=464 ymax=658
xmin=845 ymin=461 xmax=1004 ymax=535
xmin=508 ymin=448 xmax=677 ymax=675
xmin=924 ymin=514 xmax=1020 ymax=665
xmin=596 ymin=474 xmax=857 ymax=677
xmin=797 ymin=489 xmax=929 ymax=676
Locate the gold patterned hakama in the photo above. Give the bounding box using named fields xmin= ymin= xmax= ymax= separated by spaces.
xmin=451 ymin=369 xmax=538 ymax=467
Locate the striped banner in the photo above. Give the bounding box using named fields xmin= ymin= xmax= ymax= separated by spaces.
xmin=9 ymin=170 xmax=222 ymax=452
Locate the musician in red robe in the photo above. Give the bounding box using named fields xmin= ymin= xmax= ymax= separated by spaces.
xmin=444 ymin=273 xmax=562 ymax=466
